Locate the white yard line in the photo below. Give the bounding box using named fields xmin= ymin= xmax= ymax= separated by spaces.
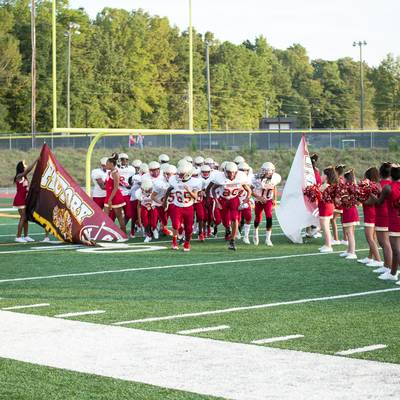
xmin=252 ymin=334 xmax=304 ymax=344
xmin=113 ymin=287 xmax=400 ymax=325
xmin=0 ymin=311 xmax=399 ymax=400
xmin=0 ymin=248 xmax=370 ymax=284
xmin=177 ymin=325 xmax=230 ymax=335
xmin=55 ymin=310 xmax=106 ymax=318
xmin=2 ymin=303 xmax=50 ymax=311
xmin=336 ymin=344 xmax=387 ymax=356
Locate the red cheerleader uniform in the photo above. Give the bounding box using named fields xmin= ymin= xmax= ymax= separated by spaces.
xmin=375 ymin=179 xmax=391 ymax=232
xmin=104 ymin=170 xmax=126 ymax=208
xmin=342 ymin=205 xmax=360 ymax=227
xmin=13 ymin=177 xmax=29 ymax=209
xmin=318 ymin=185 xmax=334 ymax=219
xmin=334 ymin=176 xmax=345 ymax=214
xmin=388 ymin=181 xmax=400 ymax=236
xmin=362 ymin=203 xmax=376 ymax=227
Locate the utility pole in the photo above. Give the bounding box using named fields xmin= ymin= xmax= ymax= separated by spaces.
xmin=31 ymin=0 xmax=36 ymax=148
xmin=188 ymin=0 xmax=194 ymax=131
xmin=205 ymin=40 xmax=212 ymax=149
xmin=353 ymin=40 xmax=367 ymax=129
xmin=65 ymin=23 xmax=80 ymax=129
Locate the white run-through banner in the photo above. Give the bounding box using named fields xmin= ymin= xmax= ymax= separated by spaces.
xmin=276 ymin=135 xmax=319 ymax=243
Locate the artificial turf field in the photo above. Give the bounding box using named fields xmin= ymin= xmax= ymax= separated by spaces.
xmin=1 ymin=196 xmax=400 ymax=400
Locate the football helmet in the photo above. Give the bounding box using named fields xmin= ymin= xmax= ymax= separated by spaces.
xmin=194 ymin=156 xmax=204 ymax=166
xmin=139 ymin=163 xmax=149 ymax=174
xmin=234 ymin=155 xmax=245 ymax=165
xmin=238 ymin=162 xmax=250 ymax=172
xmin=177 ymin=163 xmax=193 ymax=182
xmin=132 ymin=159 xmax=142 ymax=168
xmin=224 ymin=161 xmax=238 ymax=180
xmin=141 ymin=179 xmax=153 ymax=193
xmin=184 ymin=155 xmax=193 ymax=164
xmin=200 ymin=164 xmax=211 ymax=179
xmin=158 ymin=154 xmax=170 ymax=164
xmin=148 ymin=161 xmax=161 ymax=178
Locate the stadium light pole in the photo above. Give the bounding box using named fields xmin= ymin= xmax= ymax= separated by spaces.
xmin=188 ymin=0 xmax=194 ymax=131
xmin=31 ymin=0 xmax=36 ymax=148
xmin=353 ymin=40 xmax=367 ymax=129
xmin=65 ymin=23 xmax=80 ymax=129
xmin=205 ymin=39 xmax=212 ymax=149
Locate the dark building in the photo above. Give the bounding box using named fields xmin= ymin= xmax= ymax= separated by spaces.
xmin=259 ymin=117 xmax=297 ymax=130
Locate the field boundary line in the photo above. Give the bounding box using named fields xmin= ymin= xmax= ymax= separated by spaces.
xmin=0 ymin=248 xmax=369 ymax=284
xmin=113 ymin=287 xmax=400 ymax=325
xmin=55 ymin=310 xmax=105 ymax=318
xmin=2 ymin=303 xmax=50 ymax=310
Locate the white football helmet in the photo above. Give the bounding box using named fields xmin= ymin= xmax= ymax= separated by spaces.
xmin=184 ymin=155 xmax=193 ymax=164
xmin=177 ymin=159 xmax=190 ymax=168
xmin=200 ymin=164 xmax=211 ymax=179
xmin=191 ymin=167 xmax=201 ymax=177
xmin=141 ymin=179 xmax=153 ymax=193
xmin=139 ymin=163 xmax=149 ymax=174
xmin=234 ymin=155 xmax=245 ymax=165
xmin=224 ymin=161 xmax=238 ymax=180
xmin=219 ymin=161 xmax=228 ymax=171
xmin=158 ymin=154 xmax=170 ymax=164
xmin=148 ymin=161 xmax=160 ymax=178
xmin=261 ymin=162 xmax=275 ymax=179
xmin=177 ymin=163 xmax=193 ymax=182
xmin=204 ymin=157 xmax=214 ymax=166
xmin=100 ymin=157 xmax=108 ymax=166
xmin=132 ymin=159 xmax=142 ymax=168
xmin=238 ymin=162 xmax=250 ymax=172
xmin=163 ymin=164 xmax=177 ymax=176
xmin=194 ymin=156 xmax=204 ymax=166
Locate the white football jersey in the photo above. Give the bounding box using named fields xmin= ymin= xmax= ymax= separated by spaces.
xmin=252 ymin=173 xmax=281 ymax=201
xmin=167 ymin=176 xmax=202 ymax=208
xmin=135 ymin=188 xmax=157 ymax=209
xmin=153 ymin=177 xmax=170 ymax=204
xmin=91 ymin=168 xmax=107 ymax=198
xmin=211 ymin=171 xmax=250 ymax=200
xmin=118 ymin=165 xmax=135 ymax=196
xmin=129 ymin=174 xmax=143 ymax=201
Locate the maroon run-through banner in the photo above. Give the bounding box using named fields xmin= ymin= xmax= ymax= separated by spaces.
xmin=26 ymin=144 xmax=127 ymax=244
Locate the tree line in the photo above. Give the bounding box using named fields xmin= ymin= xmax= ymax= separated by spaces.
xmin=0 ymin=0 xmax=399 ymax=133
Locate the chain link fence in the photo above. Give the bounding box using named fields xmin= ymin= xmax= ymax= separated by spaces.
xmin=1 ymin=130 xmax=400 ymax=151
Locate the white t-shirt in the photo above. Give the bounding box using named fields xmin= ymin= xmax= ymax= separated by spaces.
xmin=118 ymin=165 xmax=135 ymax=196
xmin=211 ymin=171 xmax=250 ymax=200
xmin=168 ymin=176 xmax=202 ymax=208
xmin=252 ymin=173 xmax=282 ymax=201
xmin=91 ymin=168 xmax=107 ymax=198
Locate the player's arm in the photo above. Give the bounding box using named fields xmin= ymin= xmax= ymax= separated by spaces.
xmin=137 ymin=199 xmax=142 ymax=226
xmin=151 ymin=190 xmax=163 ymax=206
xmin=96 ymin=177 xmax=105 ymax=190
xmin=242 ymin=184 xmax=251 ymax=200
xmin=205 ymin=182 xmax=214 ymax=197
xmin=163 ymin=187 xmax=173 ymax=210
xmin=16 ymin=157 xmax=39 ymax=181
xmin=212 ymin=184 xmax=223 ymax=208
xmin=252 ymin=185 xmax=266 ymax=204
xmin=273 ymin=186 xmax=278 ymax=207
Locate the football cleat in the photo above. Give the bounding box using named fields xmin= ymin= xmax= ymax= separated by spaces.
xmin=144 ymin=236 xmax=152 ymax=243
xmin=152 ymin=229 xmax=159 ymax=240
xmin=183 ymin=241 xmax=191 ymax=252
xmin=243 ymin=236 xmax=250 ymax=245
xmin=199 ymin=233 xmax=205 ymax=242
xmin=228 ymin=239 xmax=236 ymax=251
xmin=253 ymin=231 xmax=259 ymax=246
xmin=162 ymin=227 xmax=173 ymax=236
xmin=15 ymin=237 xmax=27 ymax=243
xmin=265 ymin=239 xmax=273 ymax=247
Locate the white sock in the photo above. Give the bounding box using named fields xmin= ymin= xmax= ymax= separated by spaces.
xmin=266 ymin=231 xmax=272 ymax=241
xmin=244 ymin=224 xmax=250 ymax=237
xmin=254 ymin=227 xmax=259 ymax=236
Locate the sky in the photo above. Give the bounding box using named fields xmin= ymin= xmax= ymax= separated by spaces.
xmin=70 ymin=0 xmax=399 ymax=66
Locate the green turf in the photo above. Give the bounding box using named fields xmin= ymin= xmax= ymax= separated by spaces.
xmin=0 ymin=358 xmax=219 ymax=400
xmin=1 ymin=210 xmax=400 ymax=399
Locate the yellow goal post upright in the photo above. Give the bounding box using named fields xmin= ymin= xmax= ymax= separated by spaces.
xmin=51 ymin=0 xmax=195 ymax=195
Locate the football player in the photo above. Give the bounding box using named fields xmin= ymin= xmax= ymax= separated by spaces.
xmin=91 ymin=157 xmax=108 ymax=209
xmin=118 ymin=153 xmax=135 ymax=225
xmin=164 ymin=162 xmax=201 ymax=251
xmin=136 ymin=179 xmax=158 ymax=243
xmin=251 ymin=162 xmax=281 ymax=246
xmin=211 ymin=162 xmax=251 ymax=250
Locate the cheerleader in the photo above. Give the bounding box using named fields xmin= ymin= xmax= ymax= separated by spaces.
xmin=373 ymin=164 xmax=400 ymax=282
xmin=318 ymin=166 xmax=338 ymax=253
xmin=104 ymin=154 xmax=126 ymax=234
xmin=357 ymin=167 xmax=382 ymax=267
xmin=372 ymin=162 xmax=393 ymax=274
xmin=13 ymin=159 xmax=38 ymax=243
xmin=339 ymin=170 xmax=359 ymax=260
xmin=331 ymin=164 xmax=347 ymax=245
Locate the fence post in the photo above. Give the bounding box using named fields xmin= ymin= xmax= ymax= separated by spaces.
xmin=290 ymin=131 xmax=293 ymax=149
xmin=329 ymin=131 xmax=332 ymax=148
xmin=370 ymin=131 xmax=373 ymax=149
xmin=9 ymin=135 xmax=12 ymax=151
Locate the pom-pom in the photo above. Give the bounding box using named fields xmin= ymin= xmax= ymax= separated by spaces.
xmin=303 ymin=184 xmax=322 ymax=203
xmin=335 ymin=182 xmax=358 ymax=208
xmin=356 ymin=179 xmax=380 ymax=203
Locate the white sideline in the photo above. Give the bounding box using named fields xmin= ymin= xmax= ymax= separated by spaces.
xmin=2 ymin=303 xmax=50 ymax=310
xmin=0 ymin=248 xmax=370 ymax=284
xmin=113 ymin=287 xmax=400 ymax=325
xmin=177 ymin=325 xmax=230 ymax=335
xmin=0 ymin=311 xmax=399 ymax=400
xmin=251 ymin=334 xmax=304 ymax=344
xmin=55 ymin=310 xmax=106 ymax=318
xmin=336 ymin=344 xmax=387 ymax=356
